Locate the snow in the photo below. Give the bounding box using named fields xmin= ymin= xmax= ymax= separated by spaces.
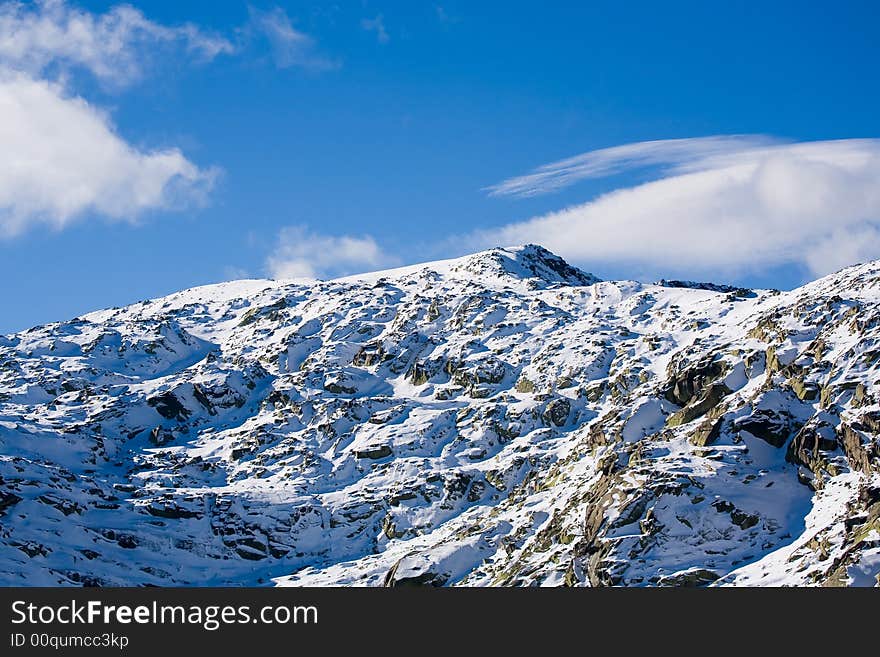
xmin=621 ymin=398 xmax=666 ymax=443
xmin=1 ymin=246 xmax=879 ymax=586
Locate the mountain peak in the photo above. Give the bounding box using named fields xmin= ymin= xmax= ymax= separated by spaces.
xmin=336 ymin=244 xmax=600 ymax=289
xmin=453 ymin=244 xmax=600 ymax=287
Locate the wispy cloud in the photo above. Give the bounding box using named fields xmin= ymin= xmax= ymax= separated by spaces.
xmin=434 ymin=6 xmax=459 ymax=25
xmin=477 ymin=137 xmax=880 ymax=278
xmin=267 ymin=226 xmax=395 ymax=279
xmin=486 ymin=135 xmax=782 ymax=198
xmin=223 ymin=265 xmax=252 ymax=281
xmin=248 ymin=6 xmax=340 ymax=71
xmin=0 ymin=0 xmax=234 ymax=88
xmin=361 ymin=14 xmax=389 ymax=44
xmin=0 ymin=2 xmax=340 ymax=83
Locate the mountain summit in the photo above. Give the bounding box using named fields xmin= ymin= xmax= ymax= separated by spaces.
xmin=1 ymin=247 xmax=879 ymax=586
xmin=451 ymin=244 xmax=601 ymax=287
xmin=336 ymin=244 xmax=600 ymax=289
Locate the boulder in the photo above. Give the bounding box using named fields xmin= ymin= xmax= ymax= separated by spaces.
xmin=790 ymin=377 xmax=820 ymax=401
xmin=147 ymin=391 xmax=190 ymax=421
xmin=543 ymin=398 xmax=571 ymax=427
xmin=666 ymin=383 xmax=730 ymax=427
xmin=736 ymin=409 xmax=795 ymax=448
xmin=355 ymin=445 xmax=393 ymax=460
xmin=690 ymin=417 xmax=723 ymax=447
xmin=662 ymin=356 xmax=727 ymax=406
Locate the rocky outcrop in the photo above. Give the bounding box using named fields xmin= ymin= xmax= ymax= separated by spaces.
xmin=662 ymin=355 xmax=727 ymax=407
xmin=691 ymin=417 xmax=723 ymax=447
xmin=837 ymin=423 xmax=879 ymax=474
xmin=735 ymin=409 xmax=798 ymax=448
xmin=666 ymin=382 xmax=730 ymax=427
xmin=147 ymin=391 xmax=190 ymax=421
xmin=542 ymin=398 xmax=571 ymax=427
xmin=786 ymin=419 xmax=838 ymax=471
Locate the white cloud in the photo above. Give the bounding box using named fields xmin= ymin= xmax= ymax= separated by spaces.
xmin=267 ymin=226 xmax=394 ymax=279
xmin=0 ymin=2 xmax=342 ymax=238
xmin=0 ymin=1 xmax=341 ymax=81
xmin=248 ymin=7 xmax=340 ymax=71
xmin=0 ymin=0 xmax=234 ymax=87
xmin=0 ymin=1 xmax=227 ymax=236
xmin=486 ymin=135 xmax=781 ymax=198
xmin=361 ymin=15 xmax=389 ymax=44
xmin=0 ymin=72 xmax=216 ymax=236
xmin=477 ymin=137 xmax=880 ymax=278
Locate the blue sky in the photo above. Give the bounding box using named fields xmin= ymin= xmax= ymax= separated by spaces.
xmin=1 ymin=0 xmax=880 ymax=334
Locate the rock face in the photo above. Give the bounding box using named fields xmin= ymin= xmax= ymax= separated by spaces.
xmin=1 ymin=244 xmax=879 ymax=587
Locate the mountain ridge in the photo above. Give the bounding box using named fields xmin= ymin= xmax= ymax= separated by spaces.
xmin=1 ymin=246 xmax=879 ymax=586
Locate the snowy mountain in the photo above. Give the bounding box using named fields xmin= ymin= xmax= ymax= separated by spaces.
xmin=1 ymin=244 xmax=878 ymax=586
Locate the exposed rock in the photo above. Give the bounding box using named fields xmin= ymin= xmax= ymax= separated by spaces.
xmin=837 ymin=424 xmax=878 ymax=474
xmin=662 ymin=355 xmax=727 ymax=407
xmin=736 ymin=409 xmax=797 ymax=448
xmin=383 ymin=553 xmax=450 ymax=587
xmin=352 ymin=343 xmax=388 ymax=367
xmin=584 ymin=381 xmax=606 ymax=402
xmin=690 ymin=416 xmax=723 ymax=447
xmin=543 ymin=398 xmax=571 ymax=427
xmin=147 ymin=391 xmax=190 ymax=422
xmin=857 ymin=410 xmax=880 ymax=434
xmin=143 ymin=500 xmax=202 ymax=519
xmin=149 ymin=426 xmax=174 ymax=446
xmin=515 ymin=377 xmax=536 ymax=393
xmin=658 ymin=569 xmax=720 ymax=587
xmin=0 ymin=491 xmax=22 ymax=515
xmin=407 ymin=362 xmax=432 ymax=385
xmin=384 ymin=569 xmax=448 ymax=587
xmin=666 ymin=382 xmax=730 ymax=427
xmin=324 ymin=382 xmax=357 ymax=395
xmin=852 ymin=383 xmax=874 ymax=408
xmin=790 ymin=376 xmax=820 ymax=401
xmin=38 ymin=494 xmax=82 ymax=516
xmin=356 ymin=445 xmax=393 ymax=460
xmin=786 ymin=421 xmax=838 ymax=470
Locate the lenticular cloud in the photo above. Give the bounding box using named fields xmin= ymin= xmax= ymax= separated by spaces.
xmin=479 ymin=137 xmax=880 ymax=278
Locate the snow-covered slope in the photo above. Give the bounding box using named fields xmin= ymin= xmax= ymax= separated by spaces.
xmin=1 ymin=244 xmax=878 ymax=586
